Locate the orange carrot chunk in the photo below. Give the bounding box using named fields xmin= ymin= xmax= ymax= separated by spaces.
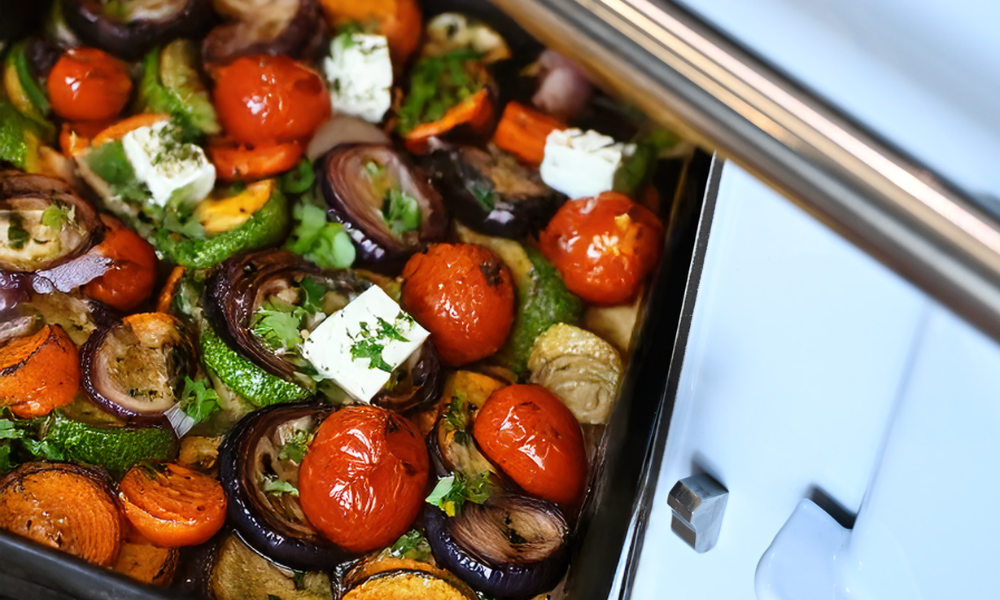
xmin=491 ymin=101 xmax=564 ymax=165
xmin=91 ymin=113 xmax=171 ymax=147
xmin=157 ymin=266 xmax=187 ymax=314
xmin=0 ymin=325 xmax=80 ymax=418
xmin=119 ymin=461 xmax=227 ymax=548
xmin=0 ymin=463 xmax=122 ymax=566
xmin=208 ymin=140 xmax=303 ymax=182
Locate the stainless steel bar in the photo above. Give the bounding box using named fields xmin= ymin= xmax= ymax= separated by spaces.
xmin=487 ymin=0 xmax=1000 ymax=344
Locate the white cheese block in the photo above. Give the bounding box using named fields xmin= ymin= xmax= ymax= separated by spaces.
xmin=539 ymin=128 xmax=635 ymax=199
xmin=300 ymin=285 xmax=430 ymax=403
xmin=323 ymin=33 xmax=393 ymax=124
xmin=122 ymin=121 xmax=216 ymax=208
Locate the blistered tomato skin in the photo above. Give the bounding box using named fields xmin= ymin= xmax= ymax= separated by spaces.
xmin=83 ymin=215 xmax=158 ymax=312
xmin=47 ymin=48 xmax=133 ymax=122
xmin=539 ymin=192 xmax=664 ymax=306
xmin=213 ymin=55 xmax=332 ymax=146
xmin=298 ymin=406 xmax=429 ymax=553
xmin=401 ymin=243 xmax=515 ymax=367
xmin=473 ymin=384 xmax=588 ymax=506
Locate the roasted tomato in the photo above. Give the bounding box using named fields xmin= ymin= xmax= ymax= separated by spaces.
xmin=47 ymin=47 xmax=133 ymax=122
xmin=83 ymin=215 xmax=158 ymax=312
xmin=213 ymin=55 xmax=331 ymax=146
xmin=401 ymin=243 xmax=515 ymax=366
xmin=473 ymin=384 xmax=587 ymax=505
xmin=539 ymin=192 xmax=663 ymax=305
xmin=317 ymin=0 xmax=422 ymax=64
xmin=298 ymin=406 xmax=429 ymax=553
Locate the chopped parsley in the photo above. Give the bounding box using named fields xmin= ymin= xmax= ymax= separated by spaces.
xmin=443 ymin=391 xmax=470 ymax=444
xmin=178 ymin=377 xmax=220 ymax=424
xmin=6 ymin=214 xmax=29 ymax=250
xmin=41 ymin=205 xmax=71 ymax=229
xmin=382 ymin=188 xmax=421 ymax=237
xmin=470 ymin=183 xmax=496 ymax=211
xmin=397 ymin=49 xmax=484 ymax=134
xmin=298 ymin=277 xmax=327 ymax=314
xmin=278 ymin=429 xmax=311 ymax=463
xmin=262 ymin=476 xmax=299 ymax=497
xmin=388 ymin=529 xmax=433 ymax=561
xmin=286 ymin=197 xmax=356 ymax=270
xmin=348 ymin=314 xmax=411 ymax=373
xmin=425 ymin=472 xmax=494 ymax=517
xmin=0 ymin=417 xmax=64 ymax=475
xmin=252 ymin=300 xmax=307 ymax=351
xmin=280 ymin=158 xmax=315 ymax=195
xmin=85 ymin=140 xmax=152 ymax=205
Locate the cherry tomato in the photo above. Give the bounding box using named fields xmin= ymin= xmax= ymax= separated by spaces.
xmin=473 ymin=384 xmax=587 ymax=505
xmin=208 ymin=139 xmax=303 ymax=181
xmin=47 ymin=48 xmax=132 ymax=122
xmin=83 ymin=215 xmax=158 ymax=312
xmin=298 ymin=406 xmax=429 ymax=553
xmin=213 ymin=55 xmax=331 ymax=146
xmin=539 ymin=192 xmax=663 ymax=305
xmin=401 ymin=243 xmax=515 ymax=366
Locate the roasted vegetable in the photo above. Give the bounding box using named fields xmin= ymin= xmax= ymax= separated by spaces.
xmin=4 ymin=41 xmax=51 ymax=121
xmin=138 ymin=40 xmax=220 ymax=137
xmin=0 ymin=325 xmax=79 ymax=418
xmin=200 ymin=328 xmax=311 ymax=406
xmin=424 ymin=494 xmax=570 ymax=599
xmin=371 ymin=339 xmax=443 ymax=413
xmin=218 ymin=402 xmax=347 ymax=570
xmin=528 ymin=323 xmax=622 ymax=424
xmin=47 ymin=47 xmax=131 ymax=122
xmin=0 ymin=462 xmax=122 ymax=566
xmin=422 ymin=13 xmax=510 ymax=64
xmin=80 ymin=312 xmax=196 ymax=424
xmin=202 ymin=0 xmax=324 ymax=72
xmin=60 ymin=0 xmax=214 ymax=60
xmin=318 ymin=144 xmax=448 ymax=272
xmin=210 ymin=533 xmax=333 ymax=600
xmin=112 ymin=539 xmax=180 ymax=586
xmin=44 ymin=409 xmax=179 ymax=478
xmin=430 ymin=371 xmax=505 ymax=479
xmin=423 ymin=145 xmax=563 ymax=239
xmin=342 ymin=570 xmax=478 ymax=600
xmin=0 ymin=100 xmax=47 ymax=171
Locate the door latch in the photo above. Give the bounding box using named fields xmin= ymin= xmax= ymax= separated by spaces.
xmin=667 ymin=473 xmax=728 ymax=553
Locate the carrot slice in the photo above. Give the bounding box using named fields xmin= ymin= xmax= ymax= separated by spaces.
xmin=91 ymin=113 xmax=171 ymax=147
xmin=207 ymin=140 xmax=303 ymax=182
xmin=403 ymin=88 xmax=495 ymax=155
xmin=318 ymin=0 xmax=422 ymax=63
xmin=157 ymin=266 xmax=186 ymax=314
xmin=491 ymin=101 xmax=564 ymax=165
xmin=60 ymin=120 xmax=114 ymax=156
xmin=119 ymin=461 xmax=227 ymax=548
xmin=0 ymin=463 xmax=122 ymax=566
xmin=83 ymin=214 xmax=158 ymax=312
xmin=0 ymin=325 xmax=79 ymax=418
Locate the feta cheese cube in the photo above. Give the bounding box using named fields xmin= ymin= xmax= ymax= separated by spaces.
xmin=300 ymin=285 xmax=430 ymax=403
xmin=323 ymin=33 xmax=393 ymax=124
xmin=122 ymin=121 xmax=216 ymax=208
xmin=539 ymin=128 xmax=635 ymax=199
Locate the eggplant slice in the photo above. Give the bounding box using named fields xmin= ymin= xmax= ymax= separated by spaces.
xmin=0 ymin=170 xmax=104 ymax=273
xmin=217 ymin=402 xmax=350 ymax=571
xmin=203 ymin=250 xmax=376 ymax=381
xmin=319 ymin=144 xmax=448 ymax=272
xmin=424 ymin=495 xmax=570 ymax=599
xmin=371 ymin=339 xmax=444 ymax=414
xmin=60 ymin=0 xmax=214 ymax=60
xmin=81 ymin=312 xmax=195 ymax=423
xmin=421 ymin=145 xmax=564 ymax=239
xmin=202 ymin=0 xmax=324 ymax=73
xmin=210 ymin=533 xmax=333 ymax=600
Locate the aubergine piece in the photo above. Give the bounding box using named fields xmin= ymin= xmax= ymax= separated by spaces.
xmin=372 ymin=339 xmax=444 ymax=414
xmin=23 ymin=37 xmax=61 ymax=81
xmin=218 ymin=402 xmax=350 ymax=570
xmin=424 ymin=495 xmax=570 ymax=599
xmin=0 ymin=271 xmax=30 ymax=314
xmin=81 ymin=312 xmax=196 ymax=424
xmin=201 ymin=0 xmax=325 ymax=73
xmin=319 ymin=144 xmax=448 ymax=273
xmin=421 ymin=145 xmax=564 ymax=239
xmin=210 ymin=533 xmax=334 ymax=600
xmin=203 ymin=250 xmax=375 ymax=380
xmin=60 ymin=0 xmax=214 ymax=60
xmin=0 ymin=170 xmax=104 ymax=274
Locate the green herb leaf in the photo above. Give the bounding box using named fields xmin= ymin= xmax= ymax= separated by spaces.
xmin=0 ymin=442 xmax=12 ymax=474
xmin=398 ymin=50 xmax=484 ymax=134
xmin=6 ymin=212 xmax=29 ymax=250
xmin=470 ymin=184 xmax=496 ymax=211
xmin=281 ymin=158 xmax=315 ymax=195
xmin=252 ymin=301 xmax=306 ymax=351
xmin=179 ymin=377 xmax=221 ymax=424
xmin=85 ymin=140 xmax=152 ymax=205
xmin=443 ymin=392 xmax=470 ymax=444
xmin=349 ymin=337 xmax=393 ymax=373
xmin=287 ymin=198 xmax=356 ymax=270
xmin=298 ymin=277 xmax=327 ymax=315
xmin=278 ymin=430 xmax=310 ymax=463
xmin=388 ymin=529 xmax=432 ymax=561
xmin=0 ymin=420 xmax=25 ymax=441
xmin=613 ymin=128 xmax=681 ymax=196
xmin=382 ymin=188 xmax=421 ymax=237
xmin=20 ymin=438 xmax=64 ymax=461
xmin=263 ymin=476 xmax=299 ymax=497
xmin=425 ymin=472 xmax=494 ymax=517
xmin=41 ymin=205 xmax=70 ymax=229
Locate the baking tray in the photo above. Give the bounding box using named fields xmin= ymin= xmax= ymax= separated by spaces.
xmin=0 ymin=0 xmax=719 ymax=597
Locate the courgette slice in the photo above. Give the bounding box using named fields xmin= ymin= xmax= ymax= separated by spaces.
xmin=4 ymin=41 xmax=49 ymax=119
xmin=43 ymin=410 xmax=179 ymax=479
xmin=138 ymin=42 xmax=220 ymax=138
xmin=158 ymin=182 xmax=290 ymax=270
xmin=200 ymin=328 xmax=310 ymax=407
